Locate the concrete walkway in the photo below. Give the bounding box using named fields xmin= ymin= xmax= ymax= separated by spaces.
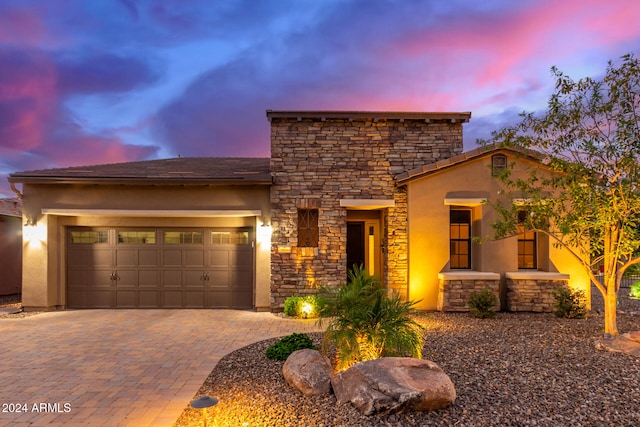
xmin=0 ymin=310 xmax=323 ymax=426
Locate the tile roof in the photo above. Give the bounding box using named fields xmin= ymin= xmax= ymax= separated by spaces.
xmin=9 ymin=157 xmax=272 ymax=185
xmin=0 ymin=198 xmax=22 ymax=217
xmin=396 ymin=143 xmax=543 ymax=184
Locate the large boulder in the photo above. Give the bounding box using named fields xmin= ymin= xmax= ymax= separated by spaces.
xmin=283 ymin=349 xmax=333 ymax=396
xmin=331 ymin=357 xmax=456 ymax=415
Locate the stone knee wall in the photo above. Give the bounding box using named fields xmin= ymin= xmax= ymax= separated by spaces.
xmin=438 ymin=279 xmax=500 ymax=312
xmin=506 ymin=279 xmax=568 ymax=312
xmin=269 ymin=113 xmax=465 ymax=310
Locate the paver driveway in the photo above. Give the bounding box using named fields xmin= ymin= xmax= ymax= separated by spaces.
xmin=0 ymin=309 xmax=323 ymax=426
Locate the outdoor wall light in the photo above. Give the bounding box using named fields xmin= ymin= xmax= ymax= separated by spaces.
xmin=24 ymin=214 xmax=36 ymax=226
xmin=190 ymin=395 xmax=219 ymax=427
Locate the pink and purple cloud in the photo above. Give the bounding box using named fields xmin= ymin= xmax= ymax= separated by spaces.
xmin=1 ymin=0 xmax=639 ymax=197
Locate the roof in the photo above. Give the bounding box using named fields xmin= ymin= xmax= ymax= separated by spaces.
xmin=266 ymin=110 xmax=471 ymax=123
xmin=396 ymin=143 xmax=543 ymax=184
xmin=8 ymin=157 xmax=272 ymax=186
xmin=0 ymin=198 xmax=22 ymax=217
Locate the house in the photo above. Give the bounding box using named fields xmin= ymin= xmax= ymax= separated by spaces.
xmin=8 ymin=110 xmax=589 ymax=312
xmin=397 ymin=145 xmax=590 ymax=311
xmin=0 ymin=198 xmax=22 ymax=297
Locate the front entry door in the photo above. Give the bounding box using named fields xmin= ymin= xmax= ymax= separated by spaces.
xmin=346 ymin=222 xmax=365 ymax=275
xmin=346 ymin=214 xmax=382 ymax=281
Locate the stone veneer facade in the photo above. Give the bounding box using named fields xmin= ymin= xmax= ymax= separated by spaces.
xmin=267 ymin=111 xmax=469 ymax=310
xmin=506 ymin=278 xmax=569 ymax=312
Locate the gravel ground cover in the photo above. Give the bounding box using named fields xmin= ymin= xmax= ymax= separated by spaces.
xmin=175 ymin=293 xmax=640 ymax=427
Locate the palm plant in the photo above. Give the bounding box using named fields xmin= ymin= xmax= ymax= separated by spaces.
xmin=317 ymin=265 xmax=425 ymax=371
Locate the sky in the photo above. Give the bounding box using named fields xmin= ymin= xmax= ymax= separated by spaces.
xmin=1 ymin=0 xmax=640 ymax=198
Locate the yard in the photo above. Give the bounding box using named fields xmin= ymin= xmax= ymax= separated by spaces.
xmin=175 ymin=289 xmax=640 ymax=427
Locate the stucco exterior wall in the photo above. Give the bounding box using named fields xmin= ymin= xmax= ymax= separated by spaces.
xmin=406 ymin=152 xmax=590 ymax=310
xmin=269 ymin=116 xmax=464 ymax=309
xmin=20 ymin=183 xmax=271 ymax=311
xmin=0 ymin=215 xmax=22 ymax=296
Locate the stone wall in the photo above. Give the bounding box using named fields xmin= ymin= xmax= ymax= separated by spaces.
xmin=506 ymin=278 xmax=568 ymax=312
xmin=269 ymin=114 xmax=465 ymax=310
xmin=437 ymin=279 xmax=501 ymax=312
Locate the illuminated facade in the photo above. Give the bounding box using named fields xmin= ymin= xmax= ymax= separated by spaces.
xmin=9 ymin=110 xmax=588 ymax=312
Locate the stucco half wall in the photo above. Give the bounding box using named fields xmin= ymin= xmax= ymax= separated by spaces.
xmin=403 ymin=150 xmax=590 ymax=311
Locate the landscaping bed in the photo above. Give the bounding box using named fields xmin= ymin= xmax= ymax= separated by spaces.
xmin=174 ymin=294 xmax=640 ymax=427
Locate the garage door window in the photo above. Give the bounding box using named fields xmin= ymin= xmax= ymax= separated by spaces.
xmin=164 ymin=231 xmax=203 ymax=244
xmin=211 ymin=231 xmax=249 ymax=245
xmin=71 ymin=230 xmax=108 ymax=244
xmin=118 ymin=231 xmax=156 ymax=244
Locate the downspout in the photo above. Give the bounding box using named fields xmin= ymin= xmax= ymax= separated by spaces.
xmin=10 ymin=182 xmax=23 ymax=199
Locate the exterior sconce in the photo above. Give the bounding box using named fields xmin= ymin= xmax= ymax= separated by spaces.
xmin=190 ymin=395 xmax=218 ymax=427
xmin=24 ymin=215 xmax=36 ymax=226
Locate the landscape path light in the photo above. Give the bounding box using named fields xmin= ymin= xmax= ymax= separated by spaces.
xmin=190 ymin=395 xmax=218 ymax=427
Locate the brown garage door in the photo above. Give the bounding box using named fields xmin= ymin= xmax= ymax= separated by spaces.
xmin=67 ymin=227 xmax=253 ymax=308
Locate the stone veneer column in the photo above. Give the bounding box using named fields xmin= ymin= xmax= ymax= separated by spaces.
xmin=269 ymin=115 xmax=464 ymax=310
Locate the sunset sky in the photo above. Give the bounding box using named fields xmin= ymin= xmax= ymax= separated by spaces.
xmin=2 ymin=0 xmax=640 ymax=197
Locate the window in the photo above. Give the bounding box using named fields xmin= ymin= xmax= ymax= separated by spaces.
xmin=118 ymin=231 xmax=156 ymax=244
xmin=450 ymin=210 xmax=471 ymax=269
xmin=517 ymin=210 xmax=537 ymax=269
xmin=71 ymin=230 xmax=108 ymax=244
xmin=492 ymin=154 xmax=507 ymax=176
xmin=211 ymin=231 xmax=250 ymax=245
xmin=298 ymin=209 xmax=319 ymax=248
xmin=165 ymin=231 xmax=203 ymax=244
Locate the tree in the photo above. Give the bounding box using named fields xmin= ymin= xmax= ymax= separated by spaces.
xmin=486 ymin=54 xmax=640 ymax=337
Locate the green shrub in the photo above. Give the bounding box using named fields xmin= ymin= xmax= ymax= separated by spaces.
xmin=630 ymin=282 xmax=640 ymax=298
xmin=468 ymin=289 xmax=499 ymax=318
xmin=552 ymin=286 xmax=587 ymax=319
xmin=283 ymin=295 xmax=320 ymax=318
xmin=317 ymin=265 xmax=425 ymax=371
xmin=265 ymin=333 xmax=317 ymax=361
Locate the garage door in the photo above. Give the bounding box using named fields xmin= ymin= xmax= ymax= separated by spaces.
xmin=67 ymin=227 xmax=254 ymax=308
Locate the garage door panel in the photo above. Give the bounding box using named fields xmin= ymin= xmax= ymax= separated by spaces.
xmin=162 ymin=270 xmax=183 ymax=287
xmin=208 ymin=271 xmax=229 ymax=287
xmin=115 ymin=270 xmax=137 ymax=286
xmin=67 ymin=290 xmax=89 ymax=308
xmin=139 ymin=291 xmax=159 ymax=308
xmin=207 ymin=291 xmax=231 ymax=308
xmin=230 ymin=250 xmax=253 ymax=267
xmin=116 ymin=291 xmax=137 ymax=308
xmin=116 ymin=249 xmax=138 ymax=267
xmin=139 ymin=270 xmax=159 ymax=287
xmin=184 ymin=250 xmax=205 ymax=267
xmin=232 ymin=291 xmax=252 ymax=308
xmin=162 ymin=250 xmax=183 ymax=267
xmin=208 ymin=250 xmax=231 ymax=267
xmin=90 ymin=291 xmax=114 ymax=308
xmin=163 ymin=291 xmax=183 ymax=308
xmin=185 ymin=270 xmax=206 ymax=287
xmin=185 ymin=291 xmax=205 ymax=308
xmin=138 ymin=250 xmax=159 ymax=267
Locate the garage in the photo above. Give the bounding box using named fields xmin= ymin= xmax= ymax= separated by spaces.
xmin=67 ymin=227 xmax=254 ymax=309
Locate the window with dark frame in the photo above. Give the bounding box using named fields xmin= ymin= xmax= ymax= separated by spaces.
xmin=298 ymin=209 xmax=319 ymax=248
xmin=492 ymin=154 xmax=507 ymax=176
xmin=450 ymin=209 xmax=471 ymax=269
xmin=517 ymin=210 xmax=537 ymax=269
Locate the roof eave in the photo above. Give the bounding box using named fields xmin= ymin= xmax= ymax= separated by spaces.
xmin=266 ymin=109 xmax=471 ymax=123
xmin=8 ymin=176 xmax=273 ymax=186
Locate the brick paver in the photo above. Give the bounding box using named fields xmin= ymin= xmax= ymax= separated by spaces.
xmin=0 ymin=310 xmax=322 ymax=426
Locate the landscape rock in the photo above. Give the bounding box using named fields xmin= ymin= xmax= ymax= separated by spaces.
xmin=331 ymin=357 xmax=456 ymax=415
xmin=282 ymin=349 xmax=333 ymax=396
